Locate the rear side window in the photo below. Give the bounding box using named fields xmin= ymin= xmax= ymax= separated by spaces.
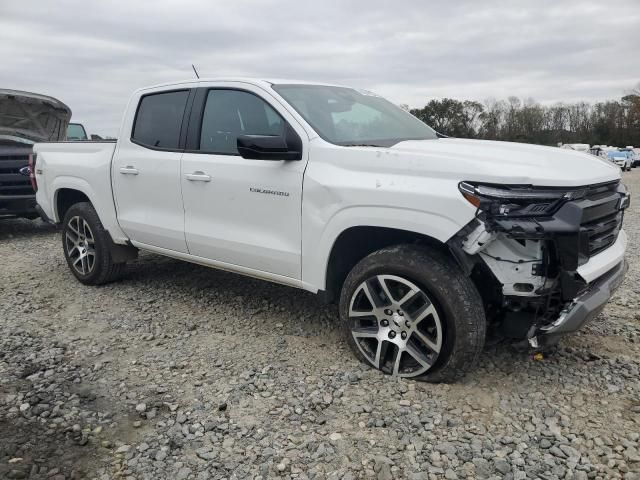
xmin=132 ymin=90 xmax=189 ymax=149
xmin=199 ymin=89 xmax=285 ymax=154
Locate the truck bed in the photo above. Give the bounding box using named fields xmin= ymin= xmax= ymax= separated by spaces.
xmin=34 ymin=140 xmax=126 ymax=242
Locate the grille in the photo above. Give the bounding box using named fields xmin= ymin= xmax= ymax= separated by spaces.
xmin=0 ymin=147 xmax=33 ymax=196
xmin=584 ymin=181 xmax=619 ymax=200
xmin=580 ymin=181 xmax=623 ymax=256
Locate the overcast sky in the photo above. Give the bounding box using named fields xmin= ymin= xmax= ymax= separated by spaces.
xmin=1 ymin=0 xmax=639 ymax=136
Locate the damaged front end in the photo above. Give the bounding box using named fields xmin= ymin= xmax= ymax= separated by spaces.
xmin=450 ymin=180 xmax=630 ymax=345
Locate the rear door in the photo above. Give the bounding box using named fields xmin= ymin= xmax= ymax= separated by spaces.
xmin=180 ymin=83 xmax=308 ymax=279
xmin=112 ymin=88 xmax=194 ymax=252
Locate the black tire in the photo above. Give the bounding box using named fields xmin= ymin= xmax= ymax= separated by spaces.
xmin=339 ymin=244 xmax=486 ymax=382
xmin=62 ymin=202 xmax=126 ymax=285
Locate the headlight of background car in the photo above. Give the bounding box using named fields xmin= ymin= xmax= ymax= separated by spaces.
xmin=458 ymin=181 xmax=586 ymax=217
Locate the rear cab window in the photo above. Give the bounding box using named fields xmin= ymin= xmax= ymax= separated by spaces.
xmin=131 ymin=90 xmax=189 ymax=149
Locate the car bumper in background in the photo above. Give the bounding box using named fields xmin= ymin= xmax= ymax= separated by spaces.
xmin=0 ymin=195 xmax=37 ymax=218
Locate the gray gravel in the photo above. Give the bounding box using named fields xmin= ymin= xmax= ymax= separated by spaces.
xmin=1 ymin=171 xmax=639 ymax=480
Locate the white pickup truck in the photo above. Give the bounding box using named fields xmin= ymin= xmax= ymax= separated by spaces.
xmin=34 ymin=79 xmax=630 ymax=382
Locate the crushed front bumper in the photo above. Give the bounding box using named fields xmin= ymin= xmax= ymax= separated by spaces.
xmin=539 ymin=258 xmax=627 ymax=339
xmin=455 ymin=180 xmax=629 ymax=342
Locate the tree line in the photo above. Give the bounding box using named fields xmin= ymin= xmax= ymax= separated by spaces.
xmin=409 ymin=87 xmax=640 ymax=147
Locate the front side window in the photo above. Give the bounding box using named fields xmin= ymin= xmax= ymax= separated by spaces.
xmin=199 ymin=90 xmax=285 ymax=154
xmin=132 ymin=90 xmax=189 ymax=149
xmin=272 ymin=84 xmax=437 ymax=147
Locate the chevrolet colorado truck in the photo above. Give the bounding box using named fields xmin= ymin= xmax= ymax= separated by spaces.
xmin=0 ymin=89 xmax=71 ymax=218
xmin=34 ymin=79 xmax=630 ymax=381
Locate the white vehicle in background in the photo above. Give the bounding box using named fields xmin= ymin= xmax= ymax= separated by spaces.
xmin=620 ymin=146 xmax=640 ymax=168
xmin=608 ymin=150 xmax=633 ymax=171
xmin=560 ymin=143 xmax=590 ymax=153
xmin=32 ymin=78 xmax=630 ymax=381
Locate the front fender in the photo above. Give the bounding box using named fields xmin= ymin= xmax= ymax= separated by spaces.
xmin=302 ymin=205 xmax=474 ymax=291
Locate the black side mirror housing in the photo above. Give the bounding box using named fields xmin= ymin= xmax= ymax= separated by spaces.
xmin=237 ymin=124 xmax=302 ymax=161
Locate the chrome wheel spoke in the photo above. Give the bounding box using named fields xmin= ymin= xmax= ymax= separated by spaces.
xmin=404 ymin=343 xmax=432 ymax=369
xmin=82 ymin=219 xmax=93 ymax=240
xmin=397 ymin=287 xmax=421 ymax=308
xmin=68 ymin=219 xmax=81 ymax=237
xmin=391 ymin=348 xmax=402 ymax=376
xmin=349 ymin=282 xmax=377 ymax=317
xmin=373 ymin=340 xmax=385 ymax=368
xmin=73 ymin=255 xmax=83 ymax=270
xmin=351 ymin=326 xmax=379 ymax=339
xmin=413 ymin=330 xmax=440 ymax=354
xmin=377 ymin=275 xmax=396 ymax=305
xmin=411 ymin=303 xmax=437 ymax=326
xmin=66 ymin=230 xmax=79 ymax=244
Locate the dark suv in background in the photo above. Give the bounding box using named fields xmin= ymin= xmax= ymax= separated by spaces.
xmin=0 ymin=89 xmax=71 ymax=219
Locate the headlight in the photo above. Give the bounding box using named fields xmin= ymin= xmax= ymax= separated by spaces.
xmin=458 ymin=182 xmax=586 ymax=217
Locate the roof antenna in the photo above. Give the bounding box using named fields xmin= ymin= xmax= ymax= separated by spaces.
xmin=191 ymin=64 xmax=200 ymax=79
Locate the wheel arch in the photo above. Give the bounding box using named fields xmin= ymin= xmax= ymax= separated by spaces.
xmin=55 ymin=188 xmax=92 ymax=223
xmin=49 ymin=176 xmax=129 ymax=244
xmin=57 ymin=192 xmax=138 ymax=264
xmin=321 ymin=225 xmax=452 ymax=303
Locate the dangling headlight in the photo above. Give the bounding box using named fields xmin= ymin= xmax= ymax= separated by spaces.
xmin=458 ymin=182 xmax=586 ymax=217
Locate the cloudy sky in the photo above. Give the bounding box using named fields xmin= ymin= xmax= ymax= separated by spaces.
xmin=1 ymin=0 xmax=639 ymax=136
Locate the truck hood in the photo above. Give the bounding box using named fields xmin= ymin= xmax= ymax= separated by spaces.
xmin=391 ymin=138 xmax=620 ymax=187
xmin=0 ymin=89 xmax=71 ymax=145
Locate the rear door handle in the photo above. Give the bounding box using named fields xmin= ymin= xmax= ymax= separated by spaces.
xmin=185 ymin=171 xmax=211 ymax=182
xmin=119 ymin=166 xmax=139 ymax=175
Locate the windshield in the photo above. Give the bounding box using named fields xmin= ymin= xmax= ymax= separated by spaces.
xmin=67 ymin=123 xmax=88 ymax=140
xmin=272 ymin=84 xmax=437 ymax=147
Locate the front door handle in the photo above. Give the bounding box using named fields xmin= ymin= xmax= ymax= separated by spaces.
xmin=185 ymin=171 xmax=211 ymax=182
xmin=119 ymin=166 xmax=139 ymax=175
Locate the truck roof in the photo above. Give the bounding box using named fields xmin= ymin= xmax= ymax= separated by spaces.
xmin=136 ymin=78 xmax=349 ymax=93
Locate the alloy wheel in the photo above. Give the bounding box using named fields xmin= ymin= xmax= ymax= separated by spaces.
xmin=65 ymin=216 xmax=96 ymax=275
xmin=348 ymin=274 xmax=443 ymax=377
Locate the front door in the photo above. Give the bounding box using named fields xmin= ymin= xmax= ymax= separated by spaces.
xmin=181 ymin=85 xmax=307 ymax=279
xmin=112 ymin=89 xmax=192 ymax=253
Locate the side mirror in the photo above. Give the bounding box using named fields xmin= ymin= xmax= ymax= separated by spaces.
xmin=237 ymin=125 xmax=302 ymax=161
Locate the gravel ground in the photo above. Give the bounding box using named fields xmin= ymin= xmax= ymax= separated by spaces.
xmin=1 ymin=171 xmax=639 ymax=480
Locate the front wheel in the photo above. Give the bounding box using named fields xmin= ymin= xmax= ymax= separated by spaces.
xmin=339 ymin=245 xmax=486 ymax=382
xmin=62 ymin=202 xmax=126 ymax=285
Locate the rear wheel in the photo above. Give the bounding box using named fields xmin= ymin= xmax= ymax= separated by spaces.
xmin=339 ymin=245 xmax=486 ymax=382
xmin=62 ymin=202 xmax=126 ymax=285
